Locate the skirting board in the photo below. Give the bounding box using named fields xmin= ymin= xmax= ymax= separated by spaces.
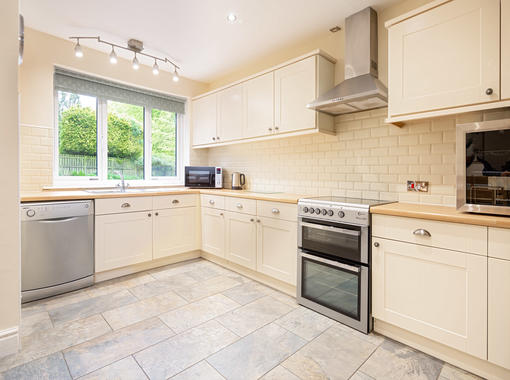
xmin=375 ymin=319 xmax=510 ymax=380
xmin=0 ymin=327 xmax=19 ymax=359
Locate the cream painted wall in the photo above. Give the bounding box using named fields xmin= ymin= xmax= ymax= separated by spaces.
xmin=0 ymin=0 xmax=20 ymax=356
xmin=19 ymin=28 xmax=209 ymax=191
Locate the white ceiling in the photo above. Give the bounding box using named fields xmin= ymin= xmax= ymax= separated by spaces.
xmin=20 ymin=0 xmax=399 ymax=83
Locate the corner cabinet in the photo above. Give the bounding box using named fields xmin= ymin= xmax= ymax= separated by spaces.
xmin=192 ymin=51 xmax=336 ymax=148
xmin=386 ymin=0 xmax=507 ymax=123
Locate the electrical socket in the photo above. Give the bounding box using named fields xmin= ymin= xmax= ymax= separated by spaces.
xmin=407 ymin=180 xmax=429 ymax=192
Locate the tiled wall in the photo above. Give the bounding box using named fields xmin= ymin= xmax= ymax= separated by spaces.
xmin=205 ymin=108 xmax=510 ymax=206
xmin=20 ymin=124 xmax=53 ymax=191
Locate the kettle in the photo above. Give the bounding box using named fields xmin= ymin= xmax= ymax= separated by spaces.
xmin=231 ymin=172 xmax=246 ymax=190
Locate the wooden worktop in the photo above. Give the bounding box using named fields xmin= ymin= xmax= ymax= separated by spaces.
xmin=20 ymin=188 xmax=308 ymax=204
xmin=371 ymin=202 xmax=510 ymax=229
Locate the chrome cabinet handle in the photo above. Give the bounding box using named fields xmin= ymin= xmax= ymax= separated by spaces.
xmin=268 ymin=128 xmax=273 ymax=132
xmin=172 ymin=199 xmax=179 ymax=204
xmin=155 ymin=212 xmax=159 ymax=216
xmin=121 ymin=202 xmax=131 ymax=208
xmin=212 ymin=137 xmax=216 ymax=141
xmin=374 ymin=242 xmax=380 ymax=247
xmin=209 ymin=199 xmax=215 ymax=205
xmin=236 ymin=203 xmax=243 ymax=209
xmin=275 ymin=126 xmax=279 ymax=131
xmin=217 ymin=136 xmax=220 ymax=140
xmin=413 ymin=228 xmax=431 ymax=237
xmin=220 ymin=212 xmax=224 ymax=216
xmin=148 ymin=213 xmax=152 ymax=217
xmin=486 ymin=88 xmax=494 ymax=95
xmin=257 ymin=219 xmax=261 ymax=223
xmin=250 ymin=218 xmax=254 ymax=222
xmin=271 ymin=208 xmax=280 ymax=214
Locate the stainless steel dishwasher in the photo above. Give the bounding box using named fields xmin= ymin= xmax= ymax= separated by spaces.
xmin=20 ymin=200 xmax=94 ymax=303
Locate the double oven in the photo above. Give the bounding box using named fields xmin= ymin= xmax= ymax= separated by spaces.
xmin=297 ymin=197 xmax=384 ymax=334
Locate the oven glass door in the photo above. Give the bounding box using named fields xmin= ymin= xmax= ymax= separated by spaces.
xmin=300 ymin=219 xmax=364 ymax=263
xmin=300 ymin=251 xmax=361 ymax=320
xmin=185 ymin=167 xmax=214 ymax=187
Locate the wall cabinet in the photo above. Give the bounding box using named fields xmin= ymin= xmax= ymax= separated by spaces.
xmin=192 ymin=51 xmax=335 ymax=148
xmin=201 ymin=207 xmax=226 ymax=258
xmin=225 ymin=211 xmax=257 ymax=270
xmin=95 ymin=211 xmax=154 ymax=272
xmin=153 ymin=207 xmax=199 ymax=259
xmin=372 ymin=237 xmax=487 ymax=359
xmin=386 ymin=0 xmax=503 ymax=122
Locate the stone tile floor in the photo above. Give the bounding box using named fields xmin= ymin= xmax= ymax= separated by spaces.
xmin=0 ymin=258 xmax=484 ymax=380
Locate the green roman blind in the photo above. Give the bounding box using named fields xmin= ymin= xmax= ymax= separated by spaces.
xmin=54 ymin=67 xmax=186 ymax=114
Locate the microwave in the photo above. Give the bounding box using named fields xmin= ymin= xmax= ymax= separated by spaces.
xmin=457 ymin=119 xmax=510 ymax=215
xmin=185 ymin=166 xmax=223 ymax=188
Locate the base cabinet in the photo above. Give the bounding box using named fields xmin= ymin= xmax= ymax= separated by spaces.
xmin=95 ymin=211 xmax=153 ymax=272
xmin=257 ymin=217 xmax=297 ymax=285
xmin=153 ymin=207 xmax=199 ymax=259
xmin=488 ymin=257 xmax=510 ymax=370
xmin=201 ymin=207 xmax=226 ymax=258
xmin=225 ymin=211 xmax=257 ymax=270
xmin=372 ymin=238 xmax=487 ymax=359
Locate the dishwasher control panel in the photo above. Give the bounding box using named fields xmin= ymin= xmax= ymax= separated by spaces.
xmin=20 ymin=200 xmax=93 ymax=221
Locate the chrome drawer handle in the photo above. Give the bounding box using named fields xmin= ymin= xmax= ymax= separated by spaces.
xmin=413 ymin=228 xmax=431 ymax=237
xmin=209 ymin=199 xmax=215 ymax=205
xmin=236 ymin=203 xmax=243 ymax=209
xmin=121 ymin=203 xmax=131 ymax=208
xmin=172 ymin=199 xmax=179 ymax=204
xmin=271 ymin=208 xmax=280 ymax=214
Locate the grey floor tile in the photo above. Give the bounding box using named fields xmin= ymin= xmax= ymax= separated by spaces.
xmin=439 ymin=362 xmax=484 ymax=380
xmin=274 ymin=306 xmax=337 ymax=341
xmin=171 ymin=361 xmax=225 ymax=380
xmin=63 ymin=317 xmax=173 ymax=378
xmin=259 ymin=287 xmax=299 ymax=308
xmin=134 ymin=320 xmax=238 ymax=380
xmin=102 ymin=291 xmax=187 ymax=330
xmin=160 ymin=294 xmax=240 ymax=333
xmin=260 ymin=365 xmax=301 ymax=380
xmin=208 ymin=323 xmax=306 ymax=380
xmin=359 ymin=339 xmax=443 ymax=380
xmin=21 ymin=289 xmax=91 ymax=317
xmin=85 ymin=273 xmax=155 ymax=298
xmin=350 ymin=371 xmax=376 ymax=380
xmin=0 ymin=314 xmax=111 ymax=373
xmin=49 ymin=289 xmax=137 ymax=326
xmin=216 ymin=296 xmax=294 ymax=337
xmin=79 ymin=356 xmax=148 ymax=380
xmin=222 ymin=282 xmax=268 ymax=305
xmin=20 ymin=310 xmax=53 ymax=337
xmin=0 ymin=352 xmax=71 ymax=380
xmin=335 ymin=322 xmax=386 ymax=346
xmin=282 ymin=324 xmax=377 ymax=380
xmin=129 ymin=274 xmax=198 ymax=300
xmin=172 ymin=275 xmax=242 ymax=302
xmin=149 ymin=260 xmax=201 ymax=280
xmin=186 ymin=265 xmax=228 ymax=282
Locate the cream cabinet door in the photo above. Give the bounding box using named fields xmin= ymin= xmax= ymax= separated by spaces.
xmin=488 ymin=257 xmax=510 ymax=370
xmin=388 ymin=0 xmax=500 ymax=116
xmin=225 ymin=211 xmax=257 ymax=270
xmin=192 ymin=94 xmax=217 ymax=146
xmin=218 ymin=85 xmax=244 ymax=142
xmin=257 ymin=217 xmax=297 ymax=285
xmin=95 ymin=211 xmax=153 ymax=272
xmin=244 ymin=72 xmax=274 ymax=138
xmin=372 ymin=238 xmax=487 ymax=359
xmin=502 ymin=0 xmax=510 ymax=100
xmin=153 ymin=207 xmax=199 ymax=259
xmin=274 ymin=56 xmax=316 ymax=133
xmin=201 ymin=207 xmax=225 ymax=258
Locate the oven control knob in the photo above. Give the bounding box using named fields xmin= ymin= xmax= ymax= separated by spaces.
xmin=338 ymin=211 xmax=345 ymax=218
xmin=308 ymin=208 xmax=314 ymax=214
xmin=321 ymin=209 xmax=327 ymax=215
xmin=327 ymin=210 xmax=334 ymax=216
xmin=302 ymin=206 xmax=309 ymax=213
xmin=315 ymin=208 xmax=322 ymax=214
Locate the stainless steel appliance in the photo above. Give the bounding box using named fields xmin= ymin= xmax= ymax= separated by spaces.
xmin=297 ymin=196 xmax=392 ymax=334
xmin=457 ymin=119 xmax=510 ymax=215
xmin=185 ymin=166 xmax=223 ymax=188
xmin=307 ymin=7 xmax=388 ymax=116
xmin=231 ymin=172 xmax=246 ymax=190
xmin=20 ymin=201 xmax=94 ymax=303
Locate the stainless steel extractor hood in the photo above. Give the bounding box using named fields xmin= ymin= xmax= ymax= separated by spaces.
xmin=307 ymin=7 xmax=388 ymax=115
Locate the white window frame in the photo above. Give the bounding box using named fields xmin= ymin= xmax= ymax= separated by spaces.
xmin=53 ymin=90 xmax=187 ymax=187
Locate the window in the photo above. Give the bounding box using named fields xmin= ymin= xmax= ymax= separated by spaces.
xmin=54 ymin=68 xmax=186 ymax=186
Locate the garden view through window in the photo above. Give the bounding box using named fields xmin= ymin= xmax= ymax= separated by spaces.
xmin=57 ymin=90 xmax=177 ymax=182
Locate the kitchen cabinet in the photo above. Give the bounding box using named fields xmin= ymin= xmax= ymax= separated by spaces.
xmin=372 ymin=237 xmax=487 ymax=359
xmin=218 ymin=84 xmax=244 ymax=142
xmin=488 ymin=257 xmax=510 ymax=370
xmin=386 ymin=0 xmax=500 ymax=121
xmin=244 ymin=72 xmax=274 ymax=138
xmin=95 ymin=211 xmax=153 ymax=272
xmin=201 ymin=207 xmax=225 ymax=258
xmin=502 ymin=0 xmax=510 ymax=100
xmin=192 ymin=93 xmax=217 ymax=146
xmin=256 ymin=217 xmax=297 ymax=285
xmin=153 ymin=207 xmax=199 ymax=259
xmin=225 ymin=211 xmax=257 ymax=270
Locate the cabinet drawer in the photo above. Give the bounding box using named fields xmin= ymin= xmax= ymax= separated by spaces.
xmin=225 ymin=197 xmax=257 ymax=215
xmin=200 ymin=194 xmax=225 ymax=209
xmin=257 ymin=201 xmax=297 ymax=222
xmin=372 ymin=214 xmax=487 ymax=256
xmin=488 ymin=227 xmax=510 ymax=261
xmin=153 ymin=194 xmax=197 ymax=210
xmin=95 ymin=197 xmax=153 ymax=215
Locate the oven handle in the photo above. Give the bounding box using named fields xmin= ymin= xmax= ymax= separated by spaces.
xmin=300 ymin=251 xmax=361 ymax=273
xmin=300 ymin=222 xmax=360 ymax=236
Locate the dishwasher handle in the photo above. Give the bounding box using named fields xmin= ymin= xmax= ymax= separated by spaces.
xmin=37 ymin=217 xmax=80 ymax=223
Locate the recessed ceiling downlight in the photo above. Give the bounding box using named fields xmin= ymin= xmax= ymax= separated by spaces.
xmin=227 ymin=13 xmax=237 ymax=23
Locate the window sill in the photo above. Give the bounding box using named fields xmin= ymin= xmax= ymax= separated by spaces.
xmin=45 ymin=182 xmax=185 ymax=191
